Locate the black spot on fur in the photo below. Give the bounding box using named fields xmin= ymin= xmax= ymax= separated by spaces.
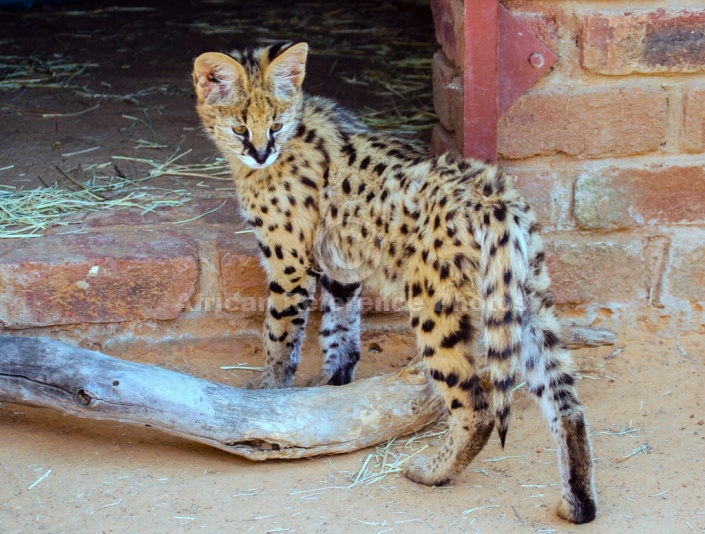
xmin=421 ymin=319 xmax=436 ymax=333
xmin=290 ymin=286 xmax=309 ymax=297
xmin=486 ymin=310 xmax=513 ymax=327
xmin=373 ymin=163 xmax=387 ymax=175
xmin=488 ymin=345 xmax=515 ymax=361
xmin=459 ymin=374 xmax=489 ymax=410
xmin=300 ymin=176 xmax=318 ymax=190
xmin=493 ymin=376 xmax=515 ymax=392
xmin=320 ymin=276 xmax=360 ymax=302
xmin=440 ymin=314 xmax=473 ymax=348
xmin=543 ymin=329 xmax=560 ymax=349
xmin=269 ymin=305 xmax=299 ymax=320
xmin=269 ymin=281 xmax=285 ymax=294
xmin=503 ymin=270 xmax=512 ymax=285
xmin=430 ymin=369 xmax=445 ymax=383
xmin=445 ymin=372 xmax=459 ymax=387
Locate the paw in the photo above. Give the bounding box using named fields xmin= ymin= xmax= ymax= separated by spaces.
xmin=241 ymin=378 xmax=261 ymax=390
xmin=557 ymin=494 xmax=597 ymax=524
xmin=402 ymin=454 xmax=452 ymax=487
xmin=258 ymin=372 xmax=289 ymax=389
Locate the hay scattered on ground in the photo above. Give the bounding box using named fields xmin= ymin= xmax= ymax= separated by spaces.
xmin=0 ymin=53 xmax=182 ymax=108
xmin=0 ymin=150 xmax=230 ymax=239
xmin=291 ymin=424 xmax=449 ymax=497
xmin=0 ymin=55 xmax=97 ymax=91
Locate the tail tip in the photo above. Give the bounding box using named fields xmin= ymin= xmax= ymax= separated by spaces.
xmin=498 ymin=425 xmax=508 ymax=449
xmin=497 ymin=406 xmax=511 ymax=448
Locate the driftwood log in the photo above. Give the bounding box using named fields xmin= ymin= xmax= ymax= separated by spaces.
xmin=0 ymin=326 xmax=616 ymax=460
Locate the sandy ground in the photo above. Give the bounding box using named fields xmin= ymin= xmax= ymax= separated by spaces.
xmin=1 ymin=329 xmax=704 ymax=533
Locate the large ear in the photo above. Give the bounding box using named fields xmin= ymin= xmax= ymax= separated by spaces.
xmin=266 ymin=42 xmax=308 ymax=99
xmin=193 ymin=52 xmax=248 ymax=105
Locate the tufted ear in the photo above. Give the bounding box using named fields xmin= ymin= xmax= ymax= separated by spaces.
xmin=193 ymin=52 xmax=248 ymax=105
xmin=266 ymin=42 xmax=308 ymax=99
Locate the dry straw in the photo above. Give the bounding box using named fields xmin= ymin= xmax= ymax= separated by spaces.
xmin=0 ymin=150 xmax=230 ymax=239
xmin=291 ymin=423 xmax=450 ymax=497
xmin=0 ymin=55 xmax=97 ymax=91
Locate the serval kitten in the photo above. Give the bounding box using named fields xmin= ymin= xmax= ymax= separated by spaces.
xmin=193 ymin=42 xmax=597 ymax=523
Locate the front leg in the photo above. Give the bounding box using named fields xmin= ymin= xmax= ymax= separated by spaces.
xmin=260 ymin=255 xmax=317 ymax=389
xmin=317 ymin=276 xmax=362 ymax=386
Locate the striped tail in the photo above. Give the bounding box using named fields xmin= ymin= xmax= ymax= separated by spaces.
xmin=476 ymin=200 xmax=530 ymax=447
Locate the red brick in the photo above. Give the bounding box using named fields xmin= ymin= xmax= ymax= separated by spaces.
xmin=498 ymin=85 xmax=668 ymax=159
xmin=430 ymin=0 xmax=464 ymax=67
xmin=683 ymin=85 xmax=705 ymax=153
xmin=574 ymin=164 xmax=705 ymax=229
xmin=503 ymin=165 xmax=576 ymax=231
xmin=432 ymin=49 xmax=463 ymax=135
xmin=513 ymin=12 xmax=559 ymax=54
xmin=581 ymin=9 xmax=705 ymax=75
xmin=667 ymin=229 xmax=705 ymax=303
xmin=545 ymin=232 xmax=668 ymax=306
xmin=217 ymin=233 xmax=268 ymax=310
xmin=431 ymin=123 xmax=461 ymax=156
xmin=0 ymin=231 xmax=198 ymax=328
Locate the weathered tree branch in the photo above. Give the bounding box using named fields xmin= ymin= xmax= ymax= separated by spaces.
xmin=0 ymin=336 xmax=444 ymax=460
xmin=0 ymin=326 xmax=616 ymax=459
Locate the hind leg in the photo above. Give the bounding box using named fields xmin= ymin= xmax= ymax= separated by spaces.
xmin=522 ymin=280 xmax=597 ymax=521
xmin=402 ymin=282 xmax=494 ymax=486
xmin=523 ymin=333 xmax=596 ymax=523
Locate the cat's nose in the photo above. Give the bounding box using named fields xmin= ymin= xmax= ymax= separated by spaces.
xmin=253 ymin=149 xmax=269 ymax=164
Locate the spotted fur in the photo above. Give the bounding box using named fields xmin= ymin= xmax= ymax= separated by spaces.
xmin=193 ymin=42 xmax=597 ymax=524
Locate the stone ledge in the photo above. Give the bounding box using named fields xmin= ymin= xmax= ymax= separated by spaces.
xmin=0 ymin=230 xmax=199 ymax=328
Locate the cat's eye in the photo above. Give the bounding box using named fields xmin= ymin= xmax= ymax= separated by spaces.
xmin=270 ymin=122 xmax=283 ymax=132
xmin=232 ymin=125 xmax=248 ymax=135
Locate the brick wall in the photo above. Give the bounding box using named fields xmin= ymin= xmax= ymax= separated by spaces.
xmin=431 ymin=1 xmax=705 ymax=330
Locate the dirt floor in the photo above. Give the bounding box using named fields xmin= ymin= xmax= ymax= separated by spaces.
xmin=1 ymin=330 xmax=704 ymax=533
xmin=1 ymin=0 xmax=705 ymax=533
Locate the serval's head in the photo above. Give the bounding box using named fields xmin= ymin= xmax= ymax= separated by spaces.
xmin=193 ymin=42 xmax=307 ymax=170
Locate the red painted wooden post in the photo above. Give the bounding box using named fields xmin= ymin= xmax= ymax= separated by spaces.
xmin=461 ymin=2 xmax=557 ymax=162
xmin=463 ymin=0 xmax=499 ymax=162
